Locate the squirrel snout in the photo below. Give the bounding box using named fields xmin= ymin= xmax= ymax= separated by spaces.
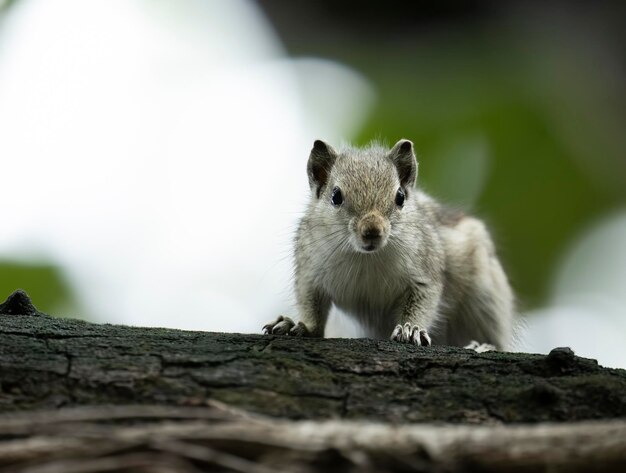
xmin=356 ymin=213 xmax=388 ymax=250
xmin=361 ymin=226 xmax=382 ymax=241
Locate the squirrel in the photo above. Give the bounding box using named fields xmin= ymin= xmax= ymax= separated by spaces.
xmin=263 ymin=139 xmax=514 ymax=351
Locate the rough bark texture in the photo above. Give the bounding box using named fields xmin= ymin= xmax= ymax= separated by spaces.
xmin=1 ymin=290 xmax=626 ymax=422
xmin=1 ymin=290 xmax=626 ymax=472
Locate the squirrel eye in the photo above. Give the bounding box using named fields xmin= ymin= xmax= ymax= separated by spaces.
xmin=395 ymin=187 xmax=405 ymax=207
xmin=331 ymin=186 xmax=343 ymax=206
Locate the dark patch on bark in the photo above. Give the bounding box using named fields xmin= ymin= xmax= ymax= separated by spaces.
xmin=0 ymin=290 xmax=43 ymax=316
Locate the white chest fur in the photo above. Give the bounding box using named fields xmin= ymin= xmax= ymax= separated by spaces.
xmin=318 ymin=248 xmax=408 ymax=337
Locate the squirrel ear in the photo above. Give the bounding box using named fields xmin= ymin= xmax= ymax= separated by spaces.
xmin=307 ymin=140 xmax=338 ymax=198
xmin=389 ymin=139 xmax=417 ymax=187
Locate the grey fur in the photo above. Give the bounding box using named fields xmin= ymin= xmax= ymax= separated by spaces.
xmin=263 ymin=140 xmax=514 ymax=350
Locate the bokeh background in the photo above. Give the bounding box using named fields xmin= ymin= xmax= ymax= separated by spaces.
xmin=1 ymin=0 xmax=625 ymax=366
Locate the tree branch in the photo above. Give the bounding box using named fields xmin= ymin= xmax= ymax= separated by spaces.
xmin=1 ymin=289 xmax=625 ymax=472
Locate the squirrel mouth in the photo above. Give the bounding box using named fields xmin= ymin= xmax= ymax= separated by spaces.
xmin=362 ymin=244 xmax=377 ymax=252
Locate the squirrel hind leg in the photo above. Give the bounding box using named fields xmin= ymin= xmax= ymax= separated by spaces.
xmin=440 ymin=216 xmax=515 ymax=350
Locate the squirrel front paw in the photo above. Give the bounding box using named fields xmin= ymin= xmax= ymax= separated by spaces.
xmin=390 ymin=323 xmax=431 ymax=346
xmin=262 ymin=315 xmax=311 ymax=337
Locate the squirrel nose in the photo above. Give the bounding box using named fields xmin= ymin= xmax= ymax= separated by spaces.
xmin=357 ymin=212 xmax=387 ymax=247
xmin=361 ymin=226 xmax=381 ymax=241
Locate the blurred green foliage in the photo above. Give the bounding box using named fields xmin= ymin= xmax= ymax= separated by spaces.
xmin=0 ymin=261 xmax=80 ymax=317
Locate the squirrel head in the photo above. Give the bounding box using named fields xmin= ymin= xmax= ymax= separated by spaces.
xmin=307 ymin=139 xmax=418 ymax=253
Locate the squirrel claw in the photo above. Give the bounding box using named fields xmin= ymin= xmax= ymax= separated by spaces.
xmin=263 ymin=315 xmax=294 ymax=335
xmin=262 ymin=316 xmax=310 ymax=337
xmin=262 ymin=315 xmax=283 ymax=334
xmin=289 ymin=321 xmax=310 ymax=336
xmin=391 ymin=323 xmax=431 ymax=346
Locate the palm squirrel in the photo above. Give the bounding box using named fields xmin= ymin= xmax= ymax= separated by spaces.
xmin=263 ymin=139 xmax=514 ymax=350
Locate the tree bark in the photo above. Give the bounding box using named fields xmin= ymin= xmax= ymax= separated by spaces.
xmin=1 ymin=290 xmax=626 ymax=472
xmin=1 ymin=290 xmax=625 ymax=422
